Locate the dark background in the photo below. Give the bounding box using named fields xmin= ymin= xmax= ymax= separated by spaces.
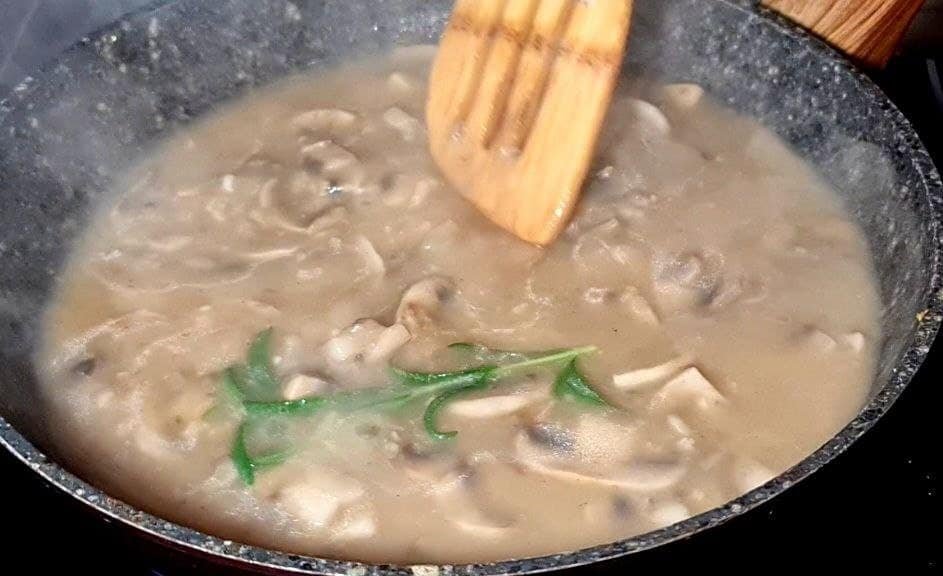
xmin=1 ymin=1 xmax=940 ymax=573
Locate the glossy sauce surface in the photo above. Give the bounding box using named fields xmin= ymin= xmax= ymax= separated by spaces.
xmin=38 ymin=48 xmax=879 ymax=563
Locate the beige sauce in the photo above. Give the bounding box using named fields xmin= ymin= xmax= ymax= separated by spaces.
xmin=38 ymin=47 xmax=879 ymax=564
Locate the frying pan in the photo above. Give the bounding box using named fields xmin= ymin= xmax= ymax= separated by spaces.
xmin=0 ymin=0 xmax=940 ymax=574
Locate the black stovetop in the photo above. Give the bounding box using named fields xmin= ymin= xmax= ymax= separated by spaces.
xmin=4 ymin=55 xmax=940 ymax=574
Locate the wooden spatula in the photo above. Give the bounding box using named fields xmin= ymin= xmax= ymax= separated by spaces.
xmin=763 ymin=0 xmax=925 ymax=68
xmin=426 ymin=0 xmax=633 ymax=246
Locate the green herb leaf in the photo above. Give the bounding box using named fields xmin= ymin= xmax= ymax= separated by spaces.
xmin=493 ymin=346 xmax=597 ymax=379
xmin=224 ymin=330 xmax=606 ymax=483
xmin=203 ymin=367 xmax=248 ymax=422
xmin=231 ymin=422 xmax=256 ymax=485
xmin=251 ymin=450 xmax=291 ymax=470
xmin=553 ymin=359 xmax=610 ymax=406
xmin=230 ymin=421 xmax=294 ymax=485
xmin=244 ymin=396 xmax=327 ymax=417
xmin=389 ymin=365 xmax=497 ymax=389
xmin=222 ymin=367 xmax=247 ymax=403
xmin=423 ymin=387 xmax=474 ymax=441
xmin=243 ymin=328 xmax=280 ymax=399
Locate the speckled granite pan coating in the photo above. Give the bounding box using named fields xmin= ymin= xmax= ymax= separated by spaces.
xmin=0 ymin=0 xmax=939 ymax=574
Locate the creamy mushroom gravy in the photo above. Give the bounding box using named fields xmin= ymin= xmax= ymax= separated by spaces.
xmin=38 ymin=47 xmax=880 ymax=564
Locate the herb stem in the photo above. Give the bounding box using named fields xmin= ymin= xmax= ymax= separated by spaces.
xmin=493 ymin=346 xmax=597 ymax=379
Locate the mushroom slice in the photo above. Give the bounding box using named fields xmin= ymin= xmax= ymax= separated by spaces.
xmin=395 ymin=276 xmax=455 ymax=333
xmin=446 ymin=390 xmax=546 ymax=420
xmin=300 ymin=140 xmax=366 ymax=190
xmin=620 ymin=287 xmax=660 ymax=326
xmin=322 ymin=319 xmax=410 ymax=365
xmin=613 ymin=356 xmax=690 ymax=391
xmin=398 ymin=445 xmax=470 ymax=490
xmin=291 ymin=108 xmax=359 ymax=135
xmin=652 ymin=250 xmax=724 ymax=313
xmin=134 ymin=426 xmax=183 ymax=460
xmin=797 ymin=327 xmax=838 ymax=354
xmin=732 ymin=457 xmax=776 ymax=493
xmin=383 ymin=106 xmax=422 ymax=142
xmin=648 ymin=501 xmax=692 ymax=527
xmin=658 ymin=83 xmax=705 ymax=110
xmin=627 ymin=98 xmax=671 ymax=136
xmin=841 ymin=331 xmax=866 ymax=353
xmin=274 ymin=469 xmax=365 ymax=528
xmin=650 ymin=367 xmax=725 ymax=412
xmin=387 ymin=72 xmax=415 ymax=96
xmin=352 ymin=235 xmax=386 ymax=277
xmin=515 ymin=431 xmax=685 ymax=492
xmin=331 ymin=504 xmax=377 ymax=541
xmin=283 ymin=374 xmax=331 ymax=401
xmin=435 ymin=468 xmax=515 ymax=538
xmin=365 ymin=323 xmax=411 ymax=363
xmin=609 ymin=459 xmax=688 ymax=492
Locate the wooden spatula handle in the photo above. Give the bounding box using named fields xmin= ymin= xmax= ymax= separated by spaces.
xmin=761 ymin=0 xmax=925 ymax=67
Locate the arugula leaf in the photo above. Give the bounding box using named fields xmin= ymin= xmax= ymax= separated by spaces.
xmin=229 ymin=421 xmax=293 ymax=486
xmin=243 ymin=328 xmax=281 ymax=399
xmin=222 ymin=367 xmax=247 ymax=403
xmin=251 ymin=450 xmax=291 ymax=470
xmin=244 ymin=396 xmax=327 ymax=417
xmin=230 ymin=422 xmax=257 ymax=485
xmin=423 ymin=387 xmax=474 ymax=441
xmin=390 ymin=365 xmax=497 ymax=388
xmin=493 ymin=346 xmax=597 ymax=379
xmin=223 ymin=329 xmax=606 ymax=483
xmin=553 ymin=358 xmax=610 ymax=406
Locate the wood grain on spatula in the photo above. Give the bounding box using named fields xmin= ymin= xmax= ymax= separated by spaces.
xmin=427 ymin=0 xmax=632 ymax=245
xmin=763 ymin=0 xmax=925 ymax=68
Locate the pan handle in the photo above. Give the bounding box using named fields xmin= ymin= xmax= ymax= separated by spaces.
xmin=761 ymin=0 xmax=925 ymax=68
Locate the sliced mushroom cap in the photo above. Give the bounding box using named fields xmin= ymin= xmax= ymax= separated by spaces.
xmin=842 ymin=331 xmax=866 ymax=353
xmin=445 ymin=390 xmax=546 ymax=420
xmin=282 ymin=373 xmax=331 ymax=401
xmin=433 ymin=466 xmax=515 ymax=539
xmin=300 ymin=140 xmax=366 ymax=191
xmin=583 ymin=496 xmax=635 ymax=525
xmin=274 ymin=172 xmax=335 ymax=227
xmin=134 ymin=425 xmax=183 ymax=461
xmin=609 ymin=458 xmax=688 ymax=492
xmin=331 ymin=503 xmax=378 ymax=541
xmin=627 ymin=98 xmax=672 ymax=136
xmin=365 ymin=323 xmax=411 ymax=363
xmin=658 ymin=83 xmax=705 ymax=111
xmin=383 ymin=106 xmax=422 ymax=142
xmin=620 ymin=286 xmax=661 ymax=326
xmin=206 ymin=459 xmax=239 ymax=488
xmin=649 ymin=367 xmax=725 ymax=412
xmin=613 ymin=356 xmax=690 ymax=391
xmin=395 ymin=276 xmax=455 ymax=334
xmin=648 ymin=501 xmax=692 ymax=527
xmin=398 ymin=445 xmax=467 ymax=485
xmin=272 ymin=469 xmax=366 ymax=529
xmin=291 ymin=108 xmax=360 ymax=136
xmin=796 ymin=326 xmax=838 ymax=354
xmin=387 ymin=72 xmax=416 ymax=96
xmin=451 ymin=516 xmax=515 ymax=539
xmin=708 ymin=274 xmax=768 ymax=309
xmin=352 ymin=234 xmax=386 ymax=278
xmin=652 ymin=250 xmax=724 ymax=314
xmin=732 ymin=456 xmax=776 ymax=493
xmin=514 ymin=427 xmax=686 ymax=492
xmin=320 ymin=320 xmax=411 ymax=387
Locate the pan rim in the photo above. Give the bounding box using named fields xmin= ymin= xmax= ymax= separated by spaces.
xmin=0 ymin=0 xmax=940 ymax=574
